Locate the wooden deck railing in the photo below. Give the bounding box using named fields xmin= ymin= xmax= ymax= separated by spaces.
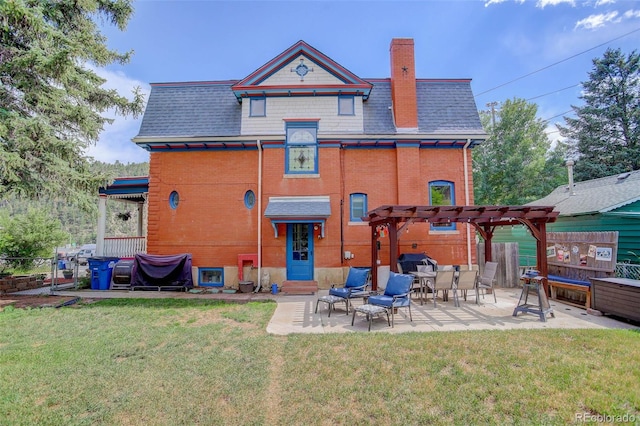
xmin=104 ymin=237 xmax=146 ymax=258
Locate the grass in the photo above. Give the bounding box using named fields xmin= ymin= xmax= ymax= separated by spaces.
xmin=0 ymin=299 xmax=639 ymax=425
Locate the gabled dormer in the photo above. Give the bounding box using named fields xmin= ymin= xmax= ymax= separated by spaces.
xmin=235 ymin=41 xmax=373 ymax=137
xmin=231 ymin=40 xmax=372 ymax=100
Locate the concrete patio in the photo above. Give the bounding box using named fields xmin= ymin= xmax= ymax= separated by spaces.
xmin=11 ymin=285 xmax=639 ymax=335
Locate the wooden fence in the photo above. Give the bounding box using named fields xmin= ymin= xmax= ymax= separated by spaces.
xmin=477 ymin=242 xmax=520 ymax=288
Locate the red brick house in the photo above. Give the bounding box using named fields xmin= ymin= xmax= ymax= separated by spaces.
xmin=99 ymin=38 xmax=487 ymax=290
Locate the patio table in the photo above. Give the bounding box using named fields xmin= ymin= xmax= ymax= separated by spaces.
xmin=409 ymin=271 xmax=437 ymax=305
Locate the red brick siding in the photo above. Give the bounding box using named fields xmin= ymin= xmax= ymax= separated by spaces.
xmin=390 ymin=39 xmax=418 ymax=129
xmin=148 ymin=145 xmax=476 ymax=270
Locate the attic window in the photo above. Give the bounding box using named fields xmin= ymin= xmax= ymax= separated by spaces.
xmin=338 ymin=96 xmax=355 ymax=116
xmin=250 ymin=97 xmax=266 ymax=117
xmin=617 ymin=172 xmax=631 ymax=182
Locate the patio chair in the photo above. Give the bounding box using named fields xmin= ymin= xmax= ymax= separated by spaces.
xmin=427 ymin=269 xmax=456 ymax=307
xmin=452 ymin=270 xmax=478 ymax=307
xmin=328 ymin=267 xmax=371 ymax=314
xmin=368 ymin=271 xmax=413 ymax=327
xmin=477 ymin=261 xmax=498 ymax=303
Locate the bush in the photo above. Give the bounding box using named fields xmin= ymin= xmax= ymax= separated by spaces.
xmin=0 ymin=208 xmax=68 ymax=270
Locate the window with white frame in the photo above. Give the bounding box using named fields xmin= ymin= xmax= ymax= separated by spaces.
xmin=338 ymin=95 xmax=354 ymax=116
xmin=429 ymin=180 xmax=455 ymax=230
xmin=286 ymin=122 xmax=318 ymax=174
xmin=250 ymin=97 xmax=266 ymax=117
xmin=350 ymin=193 xmax=367 ymax=222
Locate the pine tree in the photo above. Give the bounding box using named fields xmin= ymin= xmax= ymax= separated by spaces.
xmin=558 ymin=48 xmax=640 ymax=181
xmin=0 ymin=0 xmax=143 ymax=208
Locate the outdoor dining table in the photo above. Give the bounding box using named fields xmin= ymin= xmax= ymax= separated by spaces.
xmin=409 ymin=270 xmax=437 ymax=305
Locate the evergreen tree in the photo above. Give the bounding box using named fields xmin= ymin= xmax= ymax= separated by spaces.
xmin=0 ymin=0 xmax=143 ymax=208
xmin=558 ymin=48 xmax=640 ymax=181
xmin=473 ymin=98 xmax=566 ymax=205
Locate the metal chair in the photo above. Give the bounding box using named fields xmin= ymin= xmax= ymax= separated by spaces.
xmin=328 ymin=267 xmax=371 ymax=314
xmin=477 ymin=261 xmax=498 ymax=303
xmin=428 ymin=269 xmax=456 ymax=307
xmin=368 ymin=271 xmax=413 ymax=327
xmin=452 ymin=270 xmax=478 ymax=307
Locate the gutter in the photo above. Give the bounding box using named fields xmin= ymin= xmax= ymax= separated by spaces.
xmin=256 ymin=139 xmax=263 ymax=293
xmin=463 ymin=138 xmax=472 ymax=270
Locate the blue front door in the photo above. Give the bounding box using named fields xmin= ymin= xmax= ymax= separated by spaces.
xmin=286 ymin=223 xmax=314 ymax=280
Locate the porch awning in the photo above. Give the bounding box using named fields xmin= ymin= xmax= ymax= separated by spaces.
xmin=264 ymin=196 xmax=331 ymax=237
xmin=99 ymin=177 xmax=149 ymax=203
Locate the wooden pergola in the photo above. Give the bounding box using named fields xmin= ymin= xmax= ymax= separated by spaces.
xmin=366 ymin=205 xmax=559 ymax=293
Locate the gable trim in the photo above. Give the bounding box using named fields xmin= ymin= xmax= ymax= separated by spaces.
xmin=232 ymin=40 xmax=372 ymax=101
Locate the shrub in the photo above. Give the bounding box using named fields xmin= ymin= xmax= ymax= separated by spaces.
xmin=0 ymin=208 xmax=68 ymax=270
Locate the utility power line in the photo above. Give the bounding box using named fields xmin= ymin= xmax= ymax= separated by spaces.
xmin=543 ymin=110 xmax=574 ymax=122
xmin=526 ymin=83 xmax=581 ymax=101
xmin=475 ymin=26 xmax=640 ymax=98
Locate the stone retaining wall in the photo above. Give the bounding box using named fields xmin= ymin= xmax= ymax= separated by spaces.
xmin=0 ymin=275 xmax=44 ymax=294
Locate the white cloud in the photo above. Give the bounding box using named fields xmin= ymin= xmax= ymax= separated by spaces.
xmin=536 ymin=0 xmax=575 ymax=8
xmin=484 ymin=0 xmax=524 ymax=7
xmin=595 ymin=0 xmax=616 ymax=6
xmin=575 ymin=11 xmax=620 ymax=29
xmin=84 ymin=66 xmax=151 ymax=164
xmin=623 ymin=9 xmax=640 ymax=19
xmin=485 ymin=0 xmax=508 ymax=7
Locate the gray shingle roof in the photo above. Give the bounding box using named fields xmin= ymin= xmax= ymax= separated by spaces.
xmin=527 ymin=170 xmax=640 ymax=216
xmin=137 ymin=82 xmax=241 ymax=138
xmin=264 ymin=196 xmax=331 ymax=218
xmin=136 ymin=80 xmax=484 ymax=139
xmin=138 ymin=79 xmax=484 ymax=138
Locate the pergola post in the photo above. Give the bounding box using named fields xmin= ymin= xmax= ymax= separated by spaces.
xmin=483 ymin=225 xmax=494 ymax=263
xmin=536 ymin=222 xmax=549 ymax=295
xmin=389 ymin=219 xmax=398 ymax=272
xmin=371 ymin=225 xmax=379 ymax=291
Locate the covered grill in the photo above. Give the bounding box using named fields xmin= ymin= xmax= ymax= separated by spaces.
xmin=397 ymin=253 xmax=437 ymax=273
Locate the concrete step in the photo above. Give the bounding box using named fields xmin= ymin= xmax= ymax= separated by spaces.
xmin=281 ymin=280 xmax=317 ymax=295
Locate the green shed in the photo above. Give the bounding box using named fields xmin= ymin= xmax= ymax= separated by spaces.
xmin=493 ymin=170 xmax=640 ymax=266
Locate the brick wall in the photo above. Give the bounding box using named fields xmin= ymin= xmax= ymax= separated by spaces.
xmin=147 ymin=143 xmax=476 ymax=281
xmin=390 ymin=38 xmax=418 ymax=130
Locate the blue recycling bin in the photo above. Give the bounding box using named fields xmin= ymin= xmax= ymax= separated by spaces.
xmin=88 ymin=257 xmax=119 ymax=290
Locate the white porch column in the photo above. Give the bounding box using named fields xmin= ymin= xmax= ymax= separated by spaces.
xmin=97 ymin=194 xmax=107 ymax=256
xmin=137 ymin=201 xmax=144 ymax=237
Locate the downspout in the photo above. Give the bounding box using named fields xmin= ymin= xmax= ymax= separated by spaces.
xmin=256 ymin=139 xmax=263 ymax=293
xmin=463 ymin=138 xmax=472 ymax=270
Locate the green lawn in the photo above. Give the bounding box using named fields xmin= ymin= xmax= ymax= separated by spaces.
xmin=1 ymin=298 xmax=638 ymax=425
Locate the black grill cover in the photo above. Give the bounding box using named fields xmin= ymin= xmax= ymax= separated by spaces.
xmin=131 ymin=253 xmax=193 ymax=288
xmin=398 ymin=253 xmax=438 ymax=273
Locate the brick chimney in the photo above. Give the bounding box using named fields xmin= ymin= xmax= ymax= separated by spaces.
xmin=390 ymin=38 xmax=418 ymax=132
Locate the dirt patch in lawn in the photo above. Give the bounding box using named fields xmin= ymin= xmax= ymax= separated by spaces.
xmin=0 ymin=295 xmax=95 ymax=310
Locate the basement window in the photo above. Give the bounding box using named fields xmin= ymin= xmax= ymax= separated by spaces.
xmin=199 ymin=268 xmax=223 ymax=287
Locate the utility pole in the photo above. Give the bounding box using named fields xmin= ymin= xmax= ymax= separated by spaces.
xmin=486 ymin=101 xmax=498 ymax=129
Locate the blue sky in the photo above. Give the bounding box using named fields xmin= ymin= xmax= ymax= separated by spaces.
xmin=90 ymin=0 xmax=640 ymax=164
